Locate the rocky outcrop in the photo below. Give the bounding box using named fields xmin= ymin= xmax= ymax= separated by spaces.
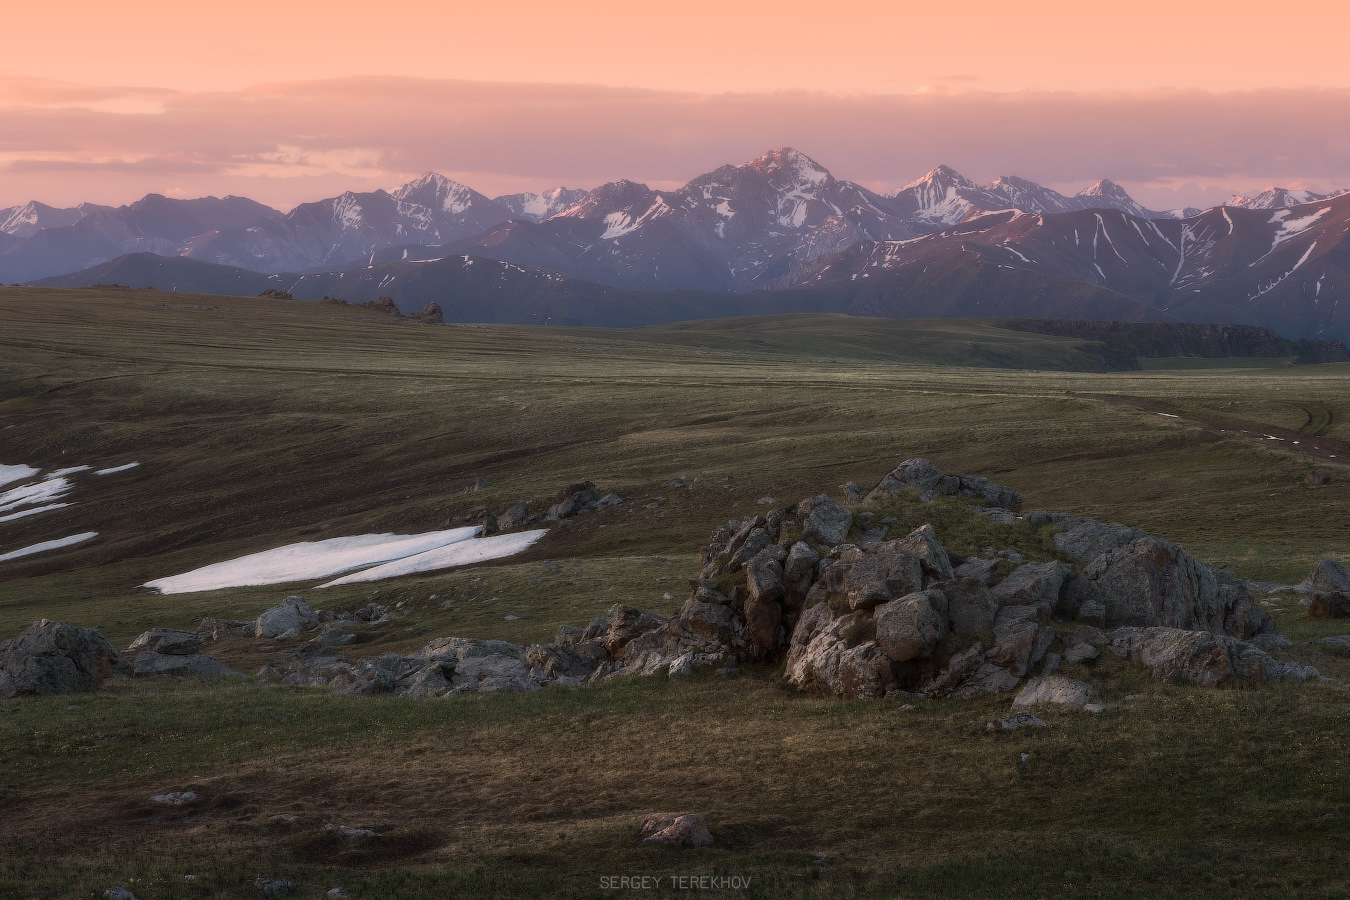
xmin=221 ymin=459 xmax=1315 ymax=707
xmin=408 ymin=301 xmax=443 ymax=324
xmin=127 ymin=628 xmax=200 ymax=656
xmin=865 ymin=458 xmax=1023 ymax=511
xmin=0 ymin=620 xmax=120 ymax=698
xmin=1108 ymin=627 xmax=1321 ymax=686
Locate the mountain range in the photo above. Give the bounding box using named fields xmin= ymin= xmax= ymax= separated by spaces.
xmin=11 ymin=148 xmax=1350 ymax=341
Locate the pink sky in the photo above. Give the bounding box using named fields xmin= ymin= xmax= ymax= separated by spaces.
xmin=4 ymin=1 xmax=1350 ymax=210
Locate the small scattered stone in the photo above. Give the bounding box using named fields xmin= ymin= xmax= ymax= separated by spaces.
xmin=326 ymin=890 xmax=351 ymax=899
xmin=269 ymin=814 xmax=299 ymax=823
xmin=1083 ymin=703 xmax=1107 ymax=714
xmin=1020 ymin=752 xmax=1032 ymax=763
xmin=323 ymin=823 xmax=381 ymax=840
xmin=255 ymin=878 xmax=296 ymax=898
xmin=150 ymin=791 xmax=197 ymax=805
xmin=504 ymin=615 xmax=520 ymax=622
xmin=987 ymin=712 xmax=1046 ymax=730
xmin=103 ymin=888 xmax=137 ymax=900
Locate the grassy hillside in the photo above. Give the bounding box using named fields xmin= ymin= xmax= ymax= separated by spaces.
xmin=3 ymin=286 xmax=1350 ymax=897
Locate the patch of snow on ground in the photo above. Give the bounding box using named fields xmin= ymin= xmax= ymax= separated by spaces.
xmin=46 ymin=466 xmax=91 ymax=480
xmin=95 ymin=462 xmax=139 ymax=475
xmin=318 ymin=529 xmax=549 ymax=587
xmin=0 ymin=532 xmax=97 ymax=564
xmin=0 ymin=477 xmax=74 ymax=515
xmin=145 ymin=527 xmax=481 ymax=594
xmin=0 ymin=464 xmax=38 ymax=488
xmin=0 ymin=502 xmax=70 ymax=524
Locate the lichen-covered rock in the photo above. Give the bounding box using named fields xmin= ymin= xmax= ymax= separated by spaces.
xmin=0 ymin=620 xmax=120 ymax=698
xmin=1067 ymin=537 xmax=1271 ymax=638
xmin=1108 ymin=627 xmax=1321 ymax=686
xmin=874 ymin=590 xmax=946 ymax=662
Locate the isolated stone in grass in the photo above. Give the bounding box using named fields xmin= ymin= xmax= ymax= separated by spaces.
xmin=638 ymin=813 xmax=714 ymax=847
xmin=0 ymin=619 xmax=119 ymax=698
xmin=323 ymin=823 xmax=381 ymax=840
xmin=103 ymin=888 xmax=137 ymax=900
xmin=126 ymin=628 xmax=200 ymax=656
xmin=326 ymin=889 xmax=351 ymax=899
xmin=1304 ymin=558 xmax=1350 ymax=594
xmin=1316 ymin=636 xmax=1350 ymax=655
xmin=987 ymin=712 xmax=1046 ymax=730
xmin=1012 ymin=675 xmax=1100 ymax=709
xmin=254 ymin=878 xmax=296 ymax=898
xmin=150 ymin=791 xmax=197 ymax=805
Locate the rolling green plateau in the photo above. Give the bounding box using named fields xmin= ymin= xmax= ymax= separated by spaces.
xmin=2 ymin=286 xmax=1350 ymax=898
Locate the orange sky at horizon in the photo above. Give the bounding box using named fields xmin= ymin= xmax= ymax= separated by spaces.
xmin=8 ymin=0 xmax=1350 ymax=95
xmin=4 ymin=1 xmax=1350 ymax=210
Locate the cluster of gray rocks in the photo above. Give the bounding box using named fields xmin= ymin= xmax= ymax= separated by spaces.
xmin=2 ymin=458 xmax=1340 ymax=708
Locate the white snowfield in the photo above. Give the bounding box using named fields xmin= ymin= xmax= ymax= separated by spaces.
xmin=144 ymin=527 xmax=483 ymax=594
xmin=96 ymin=462 xmax=140 ymax=475
xmin=0 ymin=532 xmax=97 ymax=563
xmin=317 ymin=529 xmax=549 ymax=588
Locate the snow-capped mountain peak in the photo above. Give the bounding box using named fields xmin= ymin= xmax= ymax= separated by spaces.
xmin=391 ymin=172 xmax=481 ymax=214
xmin=744 ymin=147 xmax=835 ymax=189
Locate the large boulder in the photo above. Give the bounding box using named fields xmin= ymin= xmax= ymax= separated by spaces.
xmin=0 ymin=620 xmax=120 ymax=698
xmin=799 ymin=495 xmax=853 ymax=546
xmin=874 ymin=590 xmax=947 ymax=662
xmin=1067 ymin=537 xmax=1271 ymax=638
xmin=255 ymin=596 xmax=318 ymax=639
xmin=1108 ymin=627 xmax=1321 ymax=686
xmin=744 ymin=550 xmax=785 ymax=657
xmin=1304 ymin=558 xmax=1350 ymax=594
xmin=599 ymin=605 xmax=669 ymax=659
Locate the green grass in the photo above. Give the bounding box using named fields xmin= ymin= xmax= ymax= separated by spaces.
xmin=3 ymin=286 xmax=1350 ymax=897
